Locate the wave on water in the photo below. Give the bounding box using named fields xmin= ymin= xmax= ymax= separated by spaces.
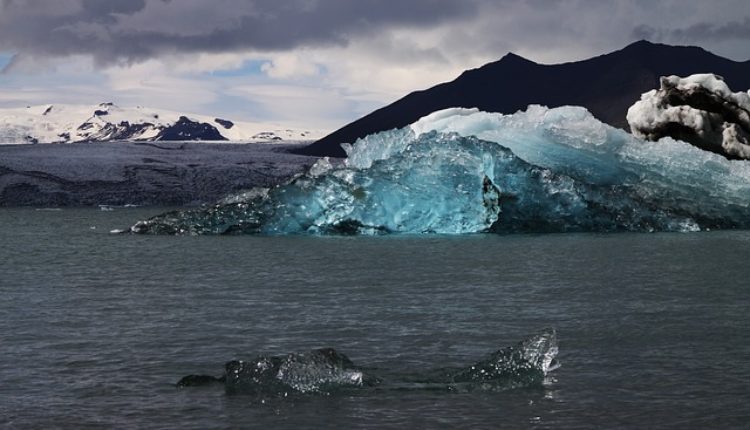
xmin=177 ymin=328 xmax=559 ymax=398
xmin=130 ymin=106 xmax=750 ymax=235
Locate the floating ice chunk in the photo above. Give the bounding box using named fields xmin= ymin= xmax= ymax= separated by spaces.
xmin=225 ymin=348 xmax=368 ymax=395
xmin=177 ymin=330 xmax=560 ymax=396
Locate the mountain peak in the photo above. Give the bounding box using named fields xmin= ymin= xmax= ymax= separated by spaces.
xmin=462 ymin=51 xmax=536 ymax=77
xmin=499 ymin=52 xmax=536 ymax=65
xmin=619 ymin=39 xmax=715 ymax=57
xmin=299 ymin=41 xmax=750 ymax=157
xmin=626 ymin=39 xmax=657 ymax=48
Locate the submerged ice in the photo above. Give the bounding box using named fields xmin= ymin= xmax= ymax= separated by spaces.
xmin=177 ymin=329 xmax=560 ymax=396
xmin=131 ymin=105 xmax=750 ymax=235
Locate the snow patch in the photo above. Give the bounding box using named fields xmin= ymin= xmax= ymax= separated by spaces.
xmin=0 ymin=103 xmax=326 ymax=144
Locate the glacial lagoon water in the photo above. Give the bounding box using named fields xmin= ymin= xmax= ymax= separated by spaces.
xmin=1 ymin=207 xmax=750 ymax=429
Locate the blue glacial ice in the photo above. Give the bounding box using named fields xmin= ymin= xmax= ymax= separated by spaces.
xmin=131 ymin=105 xmax=750 ymax=235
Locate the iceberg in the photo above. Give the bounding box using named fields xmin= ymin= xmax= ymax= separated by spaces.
xmin=131 ymin=105 xmax=750 ymax=235
xmin=627 ymin=74 xmax=750 ymax=159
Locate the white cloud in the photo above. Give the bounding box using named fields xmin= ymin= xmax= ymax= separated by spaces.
xmin=1 ymin=0 xmax=749 ymax=131
xmin=260 ymin=53 xmax=321 ymax=79
xmin=228 ymin=82 xmax=372 ymax=130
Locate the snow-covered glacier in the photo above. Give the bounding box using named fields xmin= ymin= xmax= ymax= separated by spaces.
xmin=131 ymin=105 xmax=750 ymax=235
xmin=0 ymin=103 xmax=324 ymax=144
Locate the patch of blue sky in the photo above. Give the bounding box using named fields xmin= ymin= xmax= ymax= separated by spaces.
xmin=0 ymin=52 xmax=15 ymax=71
xmin=200 ymin=93 xmax=270 ymax=122
xmin=209 ymin=59 xmax=268 ymax=77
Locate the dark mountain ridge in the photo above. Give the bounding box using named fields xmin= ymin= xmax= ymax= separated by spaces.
xmin=300 ymin=40 xmax=750 ymax=157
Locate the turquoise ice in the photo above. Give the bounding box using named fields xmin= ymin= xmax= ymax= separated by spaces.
xmin=131 ymin=106 xmax=750 ymax=235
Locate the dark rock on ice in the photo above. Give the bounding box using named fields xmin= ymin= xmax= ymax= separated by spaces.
xmin=156 ymin=116 xmax=227 ymax=141
xmin=214 ymin=118 xmax=234 ymax=129
xmin=77 ymin=122 xmax=94 ymax=131
xmin=252 ymin=131 xmax=283 ymax=141
xmin=627 ymin=74 xmax=750 ymax=160
xmin=80 ymin=121 xmax=156 ymax=142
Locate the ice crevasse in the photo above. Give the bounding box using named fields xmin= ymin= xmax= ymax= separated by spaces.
xmin=131 ymin=105 xmax=750 ymax=235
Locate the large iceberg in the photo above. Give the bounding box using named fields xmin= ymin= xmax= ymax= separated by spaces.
xmin=131 ymin=105 xmax=750 ymax=235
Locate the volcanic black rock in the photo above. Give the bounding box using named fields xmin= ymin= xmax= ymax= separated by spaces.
xmin=214 ymin=118 xmax=235 ymax=129
xmin=156 ymin=116 xmax=226 ymax=141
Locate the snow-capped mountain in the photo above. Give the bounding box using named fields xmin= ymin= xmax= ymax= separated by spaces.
xmin=0 ymin=103 xmax=325 ymax=144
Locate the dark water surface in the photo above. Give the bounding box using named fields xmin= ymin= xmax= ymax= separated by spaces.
xmin=1 ymin=208 xmax=749 ymax=429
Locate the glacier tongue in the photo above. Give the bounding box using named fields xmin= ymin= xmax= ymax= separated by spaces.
xmin=131 ymin=106 xmax=750 ymax=235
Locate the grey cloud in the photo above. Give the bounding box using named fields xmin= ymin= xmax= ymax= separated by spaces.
xmin=633 ymin=17 xmax=750 ymax=44
xmin=1 ymin=0 xmax=749 ymax=70
xmin=79 ymin=0 xmax=147 ymax=21
xmin=0 ymin=0 xmax=482 ymax=65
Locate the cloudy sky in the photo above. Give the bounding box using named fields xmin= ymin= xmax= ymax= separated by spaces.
xmin=1 ymin=0 xmax=749 ymax=130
